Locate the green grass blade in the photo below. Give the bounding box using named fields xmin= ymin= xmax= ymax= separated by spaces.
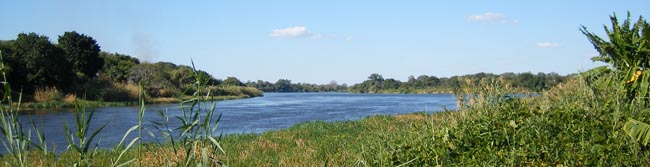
xmin=207 ymin=136 xmax=225 ymax=154
xmin=115 ymin=158 xmax=137 ymax=167
xmin=82 ymin=123 xmax=106 ymax=153
xmin=116 ymin=125 xmax=140 ymax=149
xmin=114 ymin=137 xmax=140 ymax=167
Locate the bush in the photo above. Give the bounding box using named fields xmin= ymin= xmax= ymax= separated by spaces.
xmin=102 ymin=82 xmax=140 ymax=101
xmin=33 ymin=87 xmax=62 ymax=102
xmin=86 ymin=80 xmax=140 ymax=102
xmin=157 ymin=88 xmax=180 ymax=98
xmin=207 ymin=86 xmax=263 ymax=97
xmin=384 ymin=77 xmax=650 ymax=166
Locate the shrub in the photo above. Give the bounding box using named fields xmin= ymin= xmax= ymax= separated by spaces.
xmin=63 ymin=94 xmax=77 ymax=103
xmin=33 ymin=87 xmax=62 ymax=102
xmin=581 ymin=12 xmax=650 ymax=105
xmin=207 ymin=86 xmax=263 ymax=97
xmin=105 ymin=82 xmax=140 ymax=101
xmin=157 ymin=88 xmax=180 ymax=98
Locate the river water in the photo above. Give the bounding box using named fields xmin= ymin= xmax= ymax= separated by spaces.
xmin=11 ymin=93 xmax=457 ymax=151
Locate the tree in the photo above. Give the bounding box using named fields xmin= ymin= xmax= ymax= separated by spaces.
xmin=382 ymin=78 xmax=401 ymax=89
xmin=274 ymin=79 xmax=292 ymax=92
xmin=58 ymin=31 xmax=102 ymax=79
xmin=99 ymin=52 xmax=140 ymax=82
xmin=7 ymin=33 xmax=73 ymax=93
xmin=581 ymin=13 xmax=650 ymax=101
xmin=368 ymin=73 xmax=384 ymax=82
xmin=170 ymin=65 xmax=195 ymax=88
xmin=222 ymin=77 xmax=244 ymax=86
xmin=127 ymin=63 xmax=175 ymax=97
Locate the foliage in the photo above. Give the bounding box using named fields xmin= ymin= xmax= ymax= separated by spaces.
xmin=1 ymin=33 xmax=74 ymax=94
xmin=58 ymin=31 xmax=103 ymax=81
xmin=63 ymin=99 xmax=107 ymax=166
xmin=0 ymin=50 xmax=49 ymax=167
xmin=0 ymin=32 xmax=258 ymax=103
xmin=273 ymin=79 xmax=292 ymax=92
xmin=350 ymin=72 xmax=567 ymax=94
xmin=581 ymin=12 xmax=650 ymax=104
xmin=127 ymin=63 xmax=177 ymax=97
xmin=581 ymin=13 xmax=650 ymax=150
xmin=209 ymin=86 xmax=263 ymax=97
xmin=246 ymin=79 xmax=348 ymax=92
xmin=222 ymin=77 xmax=244 ymax=86
xmin=145 ymin=61 xmax=226 ymax=166
xmin=624 ymin=119 xmax=650 ymax=146
xmin=98 ymin=52 xmax=140 ymax=83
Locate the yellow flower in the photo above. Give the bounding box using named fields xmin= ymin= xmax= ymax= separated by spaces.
xmin=627 ymin=70 xmax=643 ymax=84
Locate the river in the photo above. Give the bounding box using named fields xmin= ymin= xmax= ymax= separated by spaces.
xmin=11 ymin=93 xmax=457 ymax=151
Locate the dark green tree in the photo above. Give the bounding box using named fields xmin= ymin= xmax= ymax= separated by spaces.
xmin=6 ymin=33 xmax=73 ymax=93
xmin=57 ymin=31 xmax=102 ymax=80
xmin=368 ymin=73 xmax=384 ymax=82
xmin=382 ymin=78 xmax=401 ymax=89
xmin=274 ymin=79 xmax=292 ymax=92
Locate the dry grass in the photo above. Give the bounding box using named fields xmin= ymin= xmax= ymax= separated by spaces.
xmin=394 ymin=113 xmax=426 ymax=121
xmin=100 ymin=82 xmax=140 ymax=101
xmin=149 ymin=97 xmax=182 ymax=104
xmin=33 ymin=87 xmax=61 ymax=102
xmin=63 ymin=94 xmax=77 ymax=103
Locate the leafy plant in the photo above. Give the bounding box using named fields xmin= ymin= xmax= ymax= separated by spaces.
xmin=623 ymin=119 xmax=650 ymax=146
xmin=63 ymin=97 xmax=107 ymax=166
xmin=0 ymin=50 xmax=50 ymax=167
xmin=109 ymin=85 xmax=145 ymax=167
xmin=581 ymin=12 xmax=650 ymax=104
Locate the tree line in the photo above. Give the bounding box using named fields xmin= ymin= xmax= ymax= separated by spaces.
xmin=244 ymin=79 xmax=348 ymax=92
xmin=350 ymin=72 xmax=570 ymax=93
xmin=0 ymin=32 xmax=260 ymax=102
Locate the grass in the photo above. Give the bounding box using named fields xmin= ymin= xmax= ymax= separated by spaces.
xmin=6 ymin=76 xmax=650 ymax=166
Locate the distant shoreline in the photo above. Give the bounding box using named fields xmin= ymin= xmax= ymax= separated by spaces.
xmin=15 ymin=95 xmax=260 ymax=111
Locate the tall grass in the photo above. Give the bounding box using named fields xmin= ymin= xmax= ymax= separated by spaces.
xmin=33 ymin=87 xmax=62 ymax=102
xmin=104 ymin=60 xmax=227 ymax=166
xmin=63 ymin=97 xmax=107 ymax=166
xmin=180 ymin=74 xmax=649 ymax=166
xmin=144 ymin=60 xmax=225 ymax=166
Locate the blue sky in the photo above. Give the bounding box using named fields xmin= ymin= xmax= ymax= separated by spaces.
xmin=1 ymin=1 xmax=648 ymax=84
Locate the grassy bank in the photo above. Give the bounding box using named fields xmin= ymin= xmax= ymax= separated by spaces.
xmin=7 ymin=77 xmax=650 ymax=166
xmin=16 ymin=86 xmax=263 ymax=110
xmin=153 ymin=78 xmax=650 ymax=166
xmin=18 ymin=95 xmax=257 ymax=109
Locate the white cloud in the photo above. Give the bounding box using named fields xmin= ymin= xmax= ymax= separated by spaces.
xmin=270 ymin=26 xmax=349 ymax=40
xmin=536 ymin=42 xmax=560 ymax=48
xmin=270 ymin=26 xmax=312 ymax=38
xmin=467 ymin=12 xmax=517 ymax=23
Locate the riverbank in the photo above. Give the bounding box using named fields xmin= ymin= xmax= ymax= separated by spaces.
xmin=9 ymin=77 xmax=650 ymax=166
xmin=16 ymin=94 xmax=259 ymax=110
